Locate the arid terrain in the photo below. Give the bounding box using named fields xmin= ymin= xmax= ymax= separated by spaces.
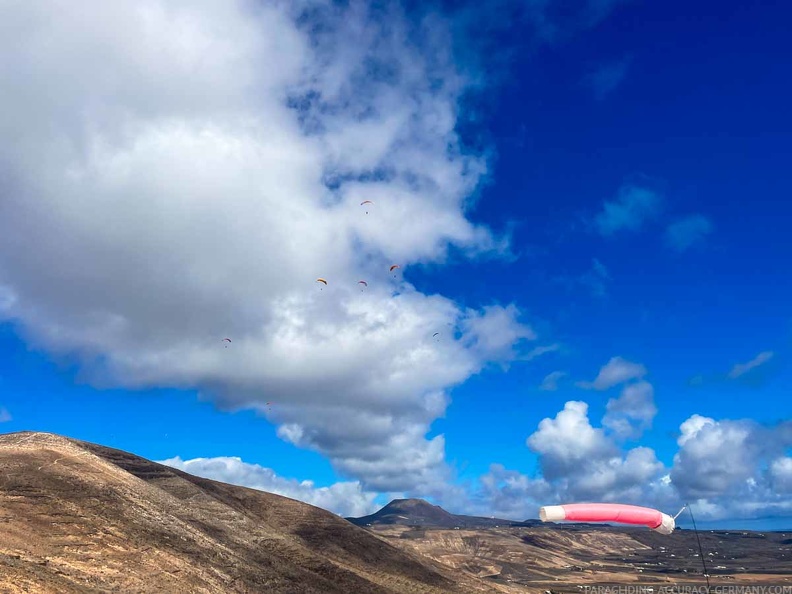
xmin=2 ymin=431 xmax=790 ymax=593
xmin=350 ymin=500 xmax=792 ymax=592
xmin=0 ymin=431 xmax=501 ymax=594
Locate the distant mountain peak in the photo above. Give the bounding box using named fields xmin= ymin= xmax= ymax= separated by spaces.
xmin=382 ymin=498 xmax=447 ymax=511
xmin=347 ymin=498 xmax=538 ymax=529
xmin=390 ymin=498 xmax=432 ymax=505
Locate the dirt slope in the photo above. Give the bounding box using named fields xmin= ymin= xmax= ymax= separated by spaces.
xmin=0 ymin=431 xmax=501 ymax=594
xmin=367 ymin=524 xmax=792 ymax=592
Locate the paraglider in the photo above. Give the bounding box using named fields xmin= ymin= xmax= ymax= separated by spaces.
xmin=389 ymin=264 xmax=400 ymax=278
xmin=316 ymin=278 xmax=327 ymax=290
xmin=222 ymin=338 xmax=231 ymax=348
xmin=361 ymin=200 xmax=373 ymax=214
xmin=539 ymin=503 xmax=676 ymax=535
xmin=358 ymin=280 xmax=368 ymax=291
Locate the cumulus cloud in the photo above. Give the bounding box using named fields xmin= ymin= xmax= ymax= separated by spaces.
xmin=159 ymin=455 xmax=379 ymax=517
xmin=728 ymin=351 xmax=774 ymax=379
xmin=595 ymin=184 xmax=662 ymax=236
xmin=583 ymin=57 xmax=631 ymax=100
xmin=527 ymin=401 xmax=618 ymax=481
xmin=471 ymin=463 xmax=552 ymax=520
xmin=665 ymin=214 xmax=713 ymax=252
xmin=518 ymin=401 xmax=668 ymax=507
xmin=459 ymin=304 xmax=537 ymax=362
xmin=577 ymin=356 xmax=647 ymax=390
xmin=472 ymin=403 xmax=792 ymax=523
xmin=669 ymin=415 xmax=792 ymax=519
xmin=669 ymin=420 xmax=792 ymax=521
xmin=160 ymin=401 xmax=792 ymax=524
xmin=0 ymin=0 xmax=538 ymax=494
xmin=540 ymin=371 xmax=567 ymax=391
xmin=770 ymin=457 xmax=792 ymax=493
xmin=0 ymin=407 xmax=11 ymax=423
xmin=602 ymin=380 xmax=657 ymax=440
xmin=671 ymin=415 xmax=760 ymax=499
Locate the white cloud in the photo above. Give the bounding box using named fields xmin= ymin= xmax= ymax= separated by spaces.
xmin=602 ymin=380 xmax=657 ymax=440
xmin=526 ymin=401 xmax=618 ymax=481
xmin=577 ymin=356 xmax=647 ymax=390
xmin=158 ymin=405 xmax=792 ymax=524
xmin=528 ymin=402 xmax=665 ymax=501
xmin=0 ymin=407 xmax=11 ymax=423
xmin=770 ymin=457 xmax=792 ymax=493
xmin=540 ymin=371 xmax=566 ymax=391
xmin=671 ymin=415 xmax=757 ymax=498
xmin=665 ymin=214 xmax=713 ymax=252
xmin=594 ymin=184 xmax=662 ymax=236
xmin=459 ymin=304 xmax=537 ymax=363
xmin=670 ymin=415 xmax=792 ymax=516
xmin=728 ymin=351 xmax=774 ymax=379
xmin=469 ymin=402 xmax=792 ymax=524
xmin=471 ymin=463 xmax=552 ymax=520
xmin=520 ymin=343 xmax=561 ymax=362
xmin=0 ymin=0 xmax=536 ymax=494
xmin=159 ymin=455 xmax=379 ymax=518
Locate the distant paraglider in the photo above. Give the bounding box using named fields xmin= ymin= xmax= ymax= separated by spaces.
xmin=389 ymin=264 xmax=400 ymax=278
xmin=358 ymin=280 xmax=368 ymax=290
xmin=360 ymin=200 xmax=373 ymax=214
xmin=223 ymin=338 xmax=231 ymax=348
xmin=539 ymin=503 xmax=676 ymax=535
xmin=316 ymin=278 xmax=327 ymax=290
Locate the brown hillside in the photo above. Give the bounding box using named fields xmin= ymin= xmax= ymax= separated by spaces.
xmin=0 ymin=431 xmax=501 ymax=594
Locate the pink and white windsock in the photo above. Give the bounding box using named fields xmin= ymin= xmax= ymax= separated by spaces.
xmin=539 ymin=503 xmax=676 ymax=535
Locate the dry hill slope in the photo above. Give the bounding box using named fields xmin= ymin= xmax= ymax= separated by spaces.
xmin=0 ymin=431 xmax=502 ymax=594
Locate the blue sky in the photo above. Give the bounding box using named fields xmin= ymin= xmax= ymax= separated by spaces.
xmin=1 ymin=0 xmax=790 ymax=528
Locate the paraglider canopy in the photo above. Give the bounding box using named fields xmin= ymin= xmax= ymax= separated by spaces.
xmin=358 ymin=280 xmax=368 ymax=286
xmin=539 ymin=503 xmax=676 ymax=535
xmin=316 ymin=278 xmax=327 ymax=285
xmin=389 ymin=265 xmax=400 ymax=271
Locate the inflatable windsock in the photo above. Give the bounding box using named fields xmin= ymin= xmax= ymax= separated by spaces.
xmin=539 ymin=503 xmax=676 ymax=535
